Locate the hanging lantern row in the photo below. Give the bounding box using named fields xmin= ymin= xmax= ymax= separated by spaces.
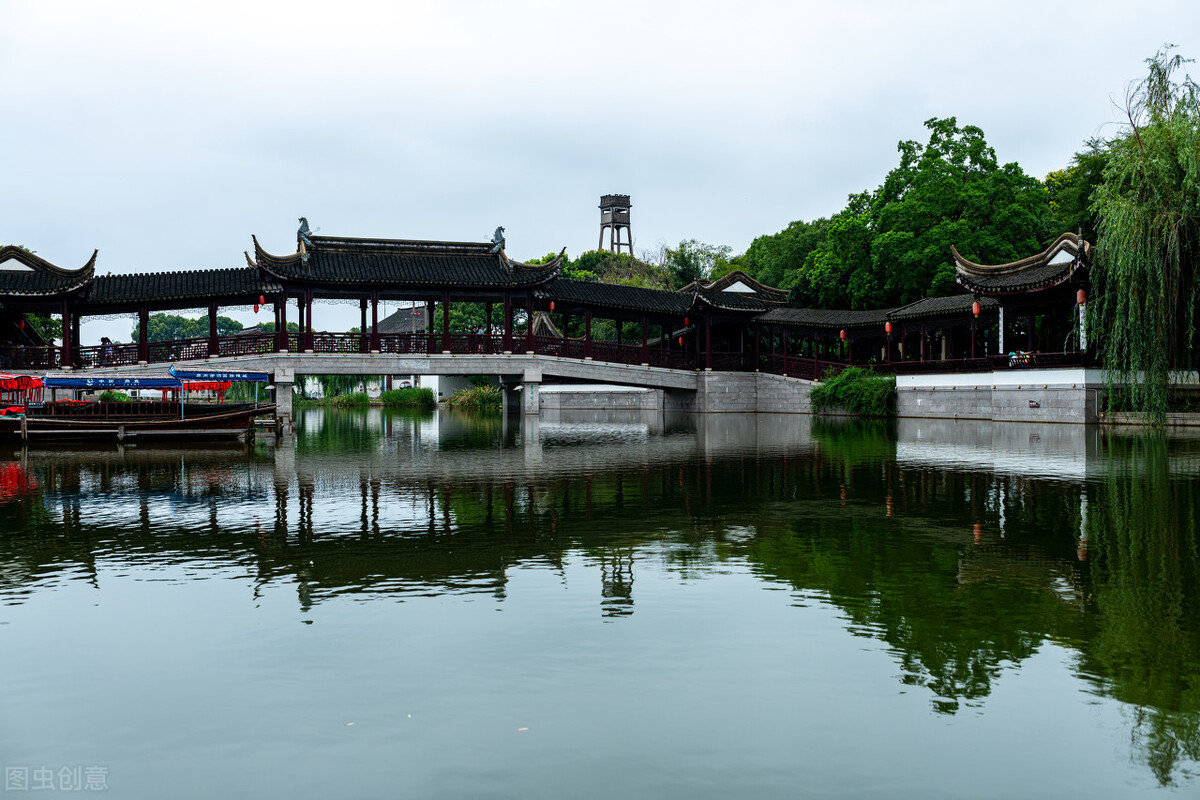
xmin=972 ymin=301 xmax=981 ymax=318
xmin=1077 ymin=289 xmax=1087 ymax=306
xmin=253 ymin=304 xmax=259 ymax=314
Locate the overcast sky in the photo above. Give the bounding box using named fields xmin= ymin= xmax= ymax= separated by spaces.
xmin=3 ymin=1 xmax=1197 ymax=342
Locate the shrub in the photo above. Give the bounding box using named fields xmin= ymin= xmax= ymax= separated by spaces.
xmin=446 ymin=384 xmax=502 ymax=409
xmin=809 ymin=367 xmax=895 ymax=417
xmin=331 ymin=392 xmax=370 ymax=407
xmin=99 ymin=390 xmax=131 ymax=402
xmin=379 ymin=387 xmax=436 ymax=408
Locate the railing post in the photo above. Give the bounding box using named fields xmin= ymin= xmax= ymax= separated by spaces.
xmin=781 ymin=327 xmax=788 ymax=376
xmin=584 ymin=309 xmax=592 ymax=359
xmin=60 ymin=301 xmax=72 ymax=368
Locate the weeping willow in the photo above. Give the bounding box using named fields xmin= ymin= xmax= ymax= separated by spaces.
xmin=1092 ymin=47 xmax=1200 ymax=423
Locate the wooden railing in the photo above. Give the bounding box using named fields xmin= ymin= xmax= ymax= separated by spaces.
xmin=4 ymin=332 xmax=1093 ymax=383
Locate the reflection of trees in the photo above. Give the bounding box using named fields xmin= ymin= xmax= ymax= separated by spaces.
xmin=1081 ymin=433 xmax=1200 ymax=786
xmin=3 ymin=421 xmax=1199 ymax=785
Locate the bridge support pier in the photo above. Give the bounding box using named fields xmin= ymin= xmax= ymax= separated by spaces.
xmin=521 ymin=367 xmax=541 ymax=416
xmin=273 ymin=367 xmax=294 ymax=427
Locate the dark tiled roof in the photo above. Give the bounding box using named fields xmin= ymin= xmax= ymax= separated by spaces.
xmin=758 ymin=307 xmax=893 ymax=329
xmin=254 ymin=235 xmax=562 ymax=289
xmin=889 ymin=294 xmax=998 ymax=320
xmin=680 ymin=270 xmax=789 ymax=303
xmin=0 ymin=246 xmax=96 ymax=297
xmin=377 ymin=305 xmax=431 ymax=334
xmin=954 ymin=232 xmax=1090 ymax=294
xmin=538 ymin=279 xmax=691 ymax=316
xmin=696 ymin=291 xmax=773 ymax=312
xmin=85 ymin=267 xmax=280 ymax=308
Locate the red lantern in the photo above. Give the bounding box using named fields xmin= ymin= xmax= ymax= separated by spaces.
xmin=678 ymin=337 xmax=683 ymax=346
xmin=549 ymin=301 xmax=555 ymax=312
xmin=885 ymin=321 xmax=892 ymax=336
xmin=1077 ymin=289 xmax=1087 ymax=306
xmin=684 ymin=317 xmax=690 ymax=327
xmin=17 ymin=320 xmax=24 ymax=330
xmin=253 ymin=303 xmax=260 ymax=314
xmin=839 ymin=329 xmax=846 ymax=341
xmin=258 ymin=294 xmax=266 ymax=306
xmin=972 ymin=301 xmax=981 ymax=318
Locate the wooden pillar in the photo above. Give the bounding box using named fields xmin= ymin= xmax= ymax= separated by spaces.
xmin=525 ymin=294 xmax=534 ymax=352
xmin=640 ymin=315 xmax=648 ymax=364
xmin=370 ymin=291 xmax=380 ymax=351
xmin=137 ymin=306 xmax=149 ymax=363
xmin=848 ymin=331 xmax=854 ymax=364
xmin=485 ymin=302 xmax=493 ymax=340
xmin=704 ymin=314 xmax=712 ymax=370
xmin=584 ymin=309 xmax=592 ymax=358
xmin=359 ymin=298 xmax=368 ymax=353
xmin=616 ymin=320 xmax=622 ymax=346
xmin=441 ymin=291 xmax=450 ymax=352
xmin=208 ymin=302 xmax=219 ymax=356
xmin=754 ymin=322 xmax=760 ymax=367
xmin=305 ymin=290 xmax=314 ymax=351
xmin=971 ymin=319 xmax=977 ymax=359
xmin=276 ymin=296 xmax=288 ymax=351
xmin=781 ymin=326 xmax=788 ymax=376
xmin=503 ymin=293 xmax=513 ymax=352
xmin=61 ymin=301 xmax=73 ymax=368
xmin=71 ymin=314 xmax=81 ymax=367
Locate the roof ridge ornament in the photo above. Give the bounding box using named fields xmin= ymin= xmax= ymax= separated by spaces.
xmin=298 ymin=217 xmax=318 ymax=264
xmin=491 ymin=226 xmax=506 ymax=254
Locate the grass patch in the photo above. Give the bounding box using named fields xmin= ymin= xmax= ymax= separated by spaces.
xmin=330 ymin=392 xmax=370 ymax=407
xmin=445 ymin=384 xmax=502 ymax=409
xmin=380 ymin=387 xmax=436 ymax=408
xmin=809 ymin=367 xmax=895 ymax=417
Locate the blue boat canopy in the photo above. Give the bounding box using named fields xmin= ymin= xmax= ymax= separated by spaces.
xmin=169 ymin=366 xmax=271 ymax=382
xmin=43 ymin=375 xmax=182 ymax=390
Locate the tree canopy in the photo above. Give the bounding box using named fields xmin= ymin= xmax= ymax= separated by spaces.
xmin=774 ymin=118 xmax=1051 ymax=309
xmin=130 ymin=313 xmax=242 ymax=342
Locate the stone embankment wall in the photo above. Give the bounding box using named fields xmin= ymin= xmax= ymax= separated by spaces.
xmin=896 ymin=369 xmax=1103 ymax=424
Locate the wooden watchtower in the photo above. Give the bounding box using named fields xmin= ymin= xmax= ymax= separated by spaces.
xmin=598 ymin=194 xmax=633 ymax=255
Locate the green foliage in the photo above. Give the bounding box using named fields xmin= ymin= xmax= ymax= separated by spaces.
xmin=379 ymin=387 xmax=435 ymax=408
xmin=256 ymin=321 xmax=300 ymax=334
xmin=312 ymin=374 xmax=374 ymax=397
xmin=1092 ymin=46 xmax=1200 ymax=422
xmin=130 ymin=313 xmax=243 ymax=342
xmin=23 ymin=313 xmax=58 ymax=343
xmin=662 ymin=239 xmax=734 ymax=288
xmin=98 ymin=390 xmax=131 ymax=402
xmin=445 ymin=384 xmax=501 ymax=409
xmin=741 ymin=218 xmax=830 ymax=290
xmin=809 ymin=367 xmax=896 ymax=416
xmin=330 ymin=392 xmax=370 ymax=407
xmin=1045 ymin=139 xmax=1109 ymax=243
xmin=780 ymin=118 xmax=1050 ymax=309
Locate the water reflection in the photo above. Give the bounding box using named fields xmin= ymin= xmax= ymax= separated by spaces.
xmin=0 ymin=411 xmax=1197 ymax=788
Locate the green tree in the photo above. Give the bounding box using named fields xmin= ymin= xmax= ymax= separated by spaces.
xmin=1045 ymin=140 xmax=1109 ymax=244
xmin=132 ymin=313 xmax=243 ymax=341
xmin=741 ymin=218 xmax=830 ymax=290
xmin=1091 ymin=47 xmax=1200 ymax=421
xmin=662 ymin=239 xmax=733 ymax=288
xmin=785 ymin=118 xmax=1051 ymax=309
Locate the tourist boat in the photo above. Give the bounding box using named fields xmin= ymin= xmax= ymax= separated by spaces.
xmin=0 ymin=368 xmax=276 ymax=442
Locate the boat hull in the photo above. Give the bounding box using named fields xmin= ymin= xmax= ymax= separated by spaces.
xmin=0 ymin=402 xmax=277 ymax=442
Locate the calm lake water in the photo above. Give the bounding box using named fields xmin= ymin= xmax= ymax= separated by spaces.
xmin=1 ymin=409 xmax=1198 ymax=799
